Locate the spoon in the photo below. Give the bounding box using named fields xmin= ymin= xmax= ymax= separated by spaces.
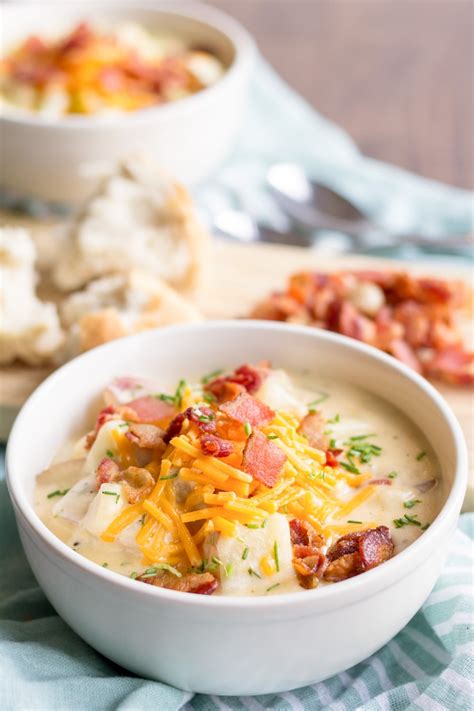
xmin=211 ymin=209 xmax=315 ymax=248
xmin=267 ymin=162 xmax=473 ymax=250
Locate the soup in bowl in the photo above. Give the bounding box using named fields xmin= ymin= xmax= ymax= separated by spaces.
xmin=6 ymin=322 xmax=467 ymax=694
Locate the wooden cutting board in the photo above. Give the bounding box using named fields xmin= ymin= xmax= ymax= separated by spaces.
xmin=1 ymin=235 xmax=472 ymax=505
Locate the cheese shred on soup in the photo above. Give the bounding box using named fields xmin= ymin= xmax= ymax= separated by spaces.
xmin=35 ymin=363 xmax=443 ymax=596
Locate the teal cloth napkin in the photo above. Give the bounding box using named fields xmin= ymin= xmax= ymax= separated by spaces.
xmin=1 ymin=450 xmax=473 ymax=710
xmin=2 ymin=60 xmax=474 ymax=709
xmin=197 ymin=60 xmax=474 ymax=257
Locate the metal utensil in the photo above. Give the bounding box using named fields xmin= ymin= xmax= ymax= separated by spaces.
xmin=211 ymin=209 xmax=314 ymax=248
xmin=267 ymin=162 xmax=473 ymax=251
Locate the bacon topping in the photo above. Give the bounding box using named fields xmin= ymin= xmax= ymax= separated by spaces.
xmin=205 ymin=363 xmax=269 ymax=400
xmin=126 ymin=423 xmax=165 ymax=450
xmin=290 ymin=519 xmax=327 ymax=588
xmin=250 ymin=270 xmax=472 ymax=386
xmin=220 ymin=392 xmax=275 ymax=427
xmin=119 ymin=466 xmax=155 ymax=504
xmin=95 ymin=457 xmax=120 ymax=488
xmin=242 ymin=430 xmax=286 ymax=487
xmin=297 ymin=412 xmax=328 ymax=450
xmin=126 ymin=396 xmax=175 ymax=424
xmin=325 ymin=448 xmax=343 ymax=467
xmin=324 ymin=526 xmax=394 ymax=582
xmin=200 ymin=433 xmax=234 ymax=458
xmin=85 ymin=405 xmax=117 ymax=449
xmin=137 ymin=570 xmax=218 ymax=595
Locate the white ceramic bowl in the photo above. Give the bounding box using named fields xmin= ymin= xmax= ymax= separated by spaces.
xmin=6 ymin=322 xmax=467 ymax=695
xmin=1 ymin=1 xmax=255 ymax=202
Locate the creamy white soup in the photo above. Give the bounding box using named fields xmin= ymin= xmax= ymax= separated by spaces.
xmin=35 ymin=364 xmax=443 ymax=596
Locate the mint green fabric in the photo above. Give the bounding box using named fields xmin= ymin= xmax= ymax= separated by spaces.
xmin=1 ymin=448 xmax=473 ymax=710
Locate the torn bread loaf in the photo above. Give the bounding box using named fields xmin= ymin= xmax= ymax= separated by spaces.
xmin=60 ymin=269 xmax=201 ymax=355
xmin=0 ymin=227 xmax=64 ymax=365
xmin=52 ymin=157 xmax=210 ymax=294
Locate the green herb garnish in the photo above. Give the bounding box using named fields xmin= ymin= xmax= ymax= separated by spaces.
xmin=329 ymin=438 xmax=337 ymax=449
xmin=267 ymin=434 xmax=279 ymax=440
xmin=244 ymin=422 xmax=252 ymax=436
xmin=174 ymin=379 xmax=187 ymax=407
xmin=273 ymin=541 xmax=280 ymax=572
xmin=416 ymin=451 xmax=427 ymax=461
xmin=307 ymin=392 xmax=329 ymax=411
xmin=393 ymin=514 xmax=422 ymax=528
xmin=349 ymin=434 xmax=376 ymax=441
xmin=403 ymin=499 xmax=421 ymax=509
xmin=141 ymin=563 xmax=182 ymax=578
xmin=388 ymin=471 xmax=398 ymax=479
xmin=248 ymin=567 xmax=262 ymax=579
xmin=47 ymin=488 xmax=70 ymax=499
xmin=160 ymin=472 xmax=178 ymax=480
xmin=130 ymin=571 xmax=138 ymax=579
xmin=261 ymin=518 xmax=268 ymax=528
xmin=340 ymin=460 xmax=360 ymax=475
xmin=246 ymin=523 xmax=259 ymax=529
xmin=102 ymin=562 xmax=109 ymax=568
xmin=328 ymin=414 xmax=340 ymax=424
xmin=347 ymin=520 xmax=362 ymax=524
xmin=421 ymin=523 xmax=431 ymax=531
xmin=105 ymin=449 xmax=114 ymax=458
xmin=203 ymin=392 xmax=217 ymax=404
xmin=201 ymin=369 xmax=224 ymax=384
xmin=266 ymin=583 xmax=281 ymax=592
xmin=225 ymin=563 xmax=233 ymax=577
xmin=242 ymin=547 xmax=249 ymax=560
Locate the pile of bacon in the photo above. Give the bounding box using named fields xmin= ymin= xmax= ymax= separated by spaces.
xmin=251 ymin=271 xmax=473 ymax=385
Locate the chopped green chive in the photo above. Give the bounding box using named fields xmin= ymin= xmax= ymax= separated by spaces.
xmin=105 ymin=449 xmax=114 ymax=458
xmin=266 ymin=583 xmax=280 ymax=592
xmin=160 ymin=472 xmax=178 ymax=480
xmin=203 ymin=392 xmax=217 ymax=403
xmin=393 ymin=514 xmax=422 ymax=528
xmin=307 ymin=392 xmax=329 ymax=410
xmin=118 ymin=422 xmax=130 ymax=428
xmin=248 ymin=567 xmax=261 ymax=578
xmin=282 ymin=504 xmax=289 ymax=514
xmin=347 ymin=520 xmax=362 ymax=524
xmin=102 ymin=562 xmax=109 ymax=568
xmin=273 ymin=541 xmax=280 ymax=572
xmin=246 ymin=523 xmax=259 ymax=529
xmin=244 ymin=422 xmax=252 ymax=436
xmin=141 ymin=563 xmax=182 ymax=578
xmin=201 ymin=369 xmax=224 ymax=384
xmin=388 ymin=471 xmax=398 ymax=479
xmin=416 ymin=451 xmax=427 ymax=461
xmin=340 ymin=461 xmax=360 ymax=475
xmin=47 ymin=488 xmax=70 ymax=499
xmin=403 ymin=499 xmax=421 ymax=509
xmin=130 ymin=571 xmax=138 ymax=579
xmin=261 ymin=518 xmax=268 ymax=528
xmin=349 ymin=434 xmax=376 ymax=441
xmin=224 ymin=563 xmax=233 ymax=577
xmin=156 ymin=393 xmax=175 ymax=404
xmin=329 ymin=438 xmax=337 ymax=449
xmin=328 ymin=414 xmax=340 ymax=424
xmin=174 ymin=379 xmax=187 ymax=407
xmin=421 ymin=523 xmax=431 ymax=531
xmin=242 ymin=547 xmax=249 ymax=560
xmin=267 ymin=434 xmax=278 ymax=440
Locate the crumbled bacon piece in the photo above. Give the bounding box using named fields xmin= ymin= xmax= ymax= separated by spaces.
xmin=242 ymin=430 xmax=286 ymax=487
xmin=290 ymin=519 xmax=327 ymax=588
xmin=184 ymin=406 xmax=217 ymax=434
xmin=200 ymin=433 xmax=234 ymax=458
xmin=163 ymin=412 xmax=186 ymax=444
xmin=369 ymin=478 xmax=392 ymax=486
xmin=119 ymin=466 xmax=155 ymax=504
xmin=126 ymin=396 xmax=175 ymax=424
xmin=126 ymin=423 xmax=165 ymax=450
xmin=205 ymin=363 xmax=269 ymax=400
xmin=297 ymin=412 xmax=328 ymax=450
xmin=220 ymin=392 xmax=275 ymax=427
xmin=325 ymin=448 xmax=343 ymax=467
xmin=137 ymin=570 xmax=218 ymax=595
xmin=96 ymin=457 xmax=120 ymax=488
xmin=250 ymin=270 xmax=472 ymax=386
xmin=324 ymin=526 xmax=394 ymax=582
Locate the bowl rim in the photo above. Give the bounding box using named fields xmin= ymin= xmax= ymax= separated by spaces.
xmin=6 ymin=320 xmax=468 ymax=610
xmin=0 ymin=0 xmax=256 ymax=129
